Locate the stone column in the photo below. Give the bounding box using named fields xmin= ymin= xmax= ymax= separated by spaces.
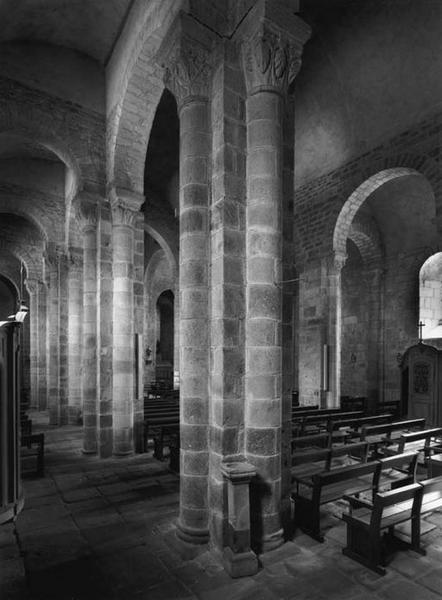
xmin=37 ymin=280 xmax=48 ymax=411
xmin=67 ymin=250 xmax=83 ymax=425
xmin=46 ymin=246 xmax=68 ymax=425
xmin=325 ymin=253 xmax=347 ymax=408
xmin=25 ymin=278 xmax=39 ymax=410
xmin=160 ymin=13 xmax=213 ymax=545
xmin=239 ymin=1 xmax=310 ymax=552
xmin=366 ymin=266 xmax=385 ymax=409
xmin=77 ymin=202 xmax=98 ymax=454
xmin=110 ymin=190 xmax=144 ymax=456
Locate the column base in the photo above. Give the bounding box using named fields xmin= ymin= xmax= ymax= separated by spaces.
xmin=223 ymin=546 xmax=258 ymax=578
xmin=176 ymin=521 xmax=210 ymax=545
xmin=260 ymin=528 xmax=285 ymax=553
xmin=81 ymin=448 xmax=97 ymax=455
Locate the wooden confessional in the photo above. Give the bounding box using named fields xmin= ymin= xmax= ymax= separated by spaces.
xmin=400 ymin=342 xmax=442 ymax=427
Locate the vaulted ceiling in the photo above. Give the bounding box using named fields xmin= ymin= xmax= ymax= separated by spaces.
xmin=0 ymin=0 xmax=134 ymax=64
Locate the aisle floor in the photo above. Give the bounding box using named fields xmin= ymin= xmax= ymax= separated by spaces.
xmin=2 ymin=413 xmax=442 ymax=599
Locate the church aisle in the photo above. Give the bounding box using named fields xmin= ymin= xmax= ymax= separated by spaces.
xmin=2 ymin=416 xmax=442 ymax=600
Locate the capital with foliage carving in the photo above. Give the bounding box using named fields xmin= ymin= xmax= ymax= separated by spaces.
xmin=236 ymin=0 xmax=311 ymax=96
xmin=74 ymin=192 xmax=100 ymax=233
xmin=25 ymin=277 xmax=40 ymax=295
xmin=157 ymin=12 xmax=216 ymax=108
xmin=109 ymin=187 xmax=144 ymax=228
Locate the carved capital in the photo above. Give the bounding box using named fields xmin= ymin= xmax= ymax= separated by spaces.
xmin=74 ymin=193 xmax=99 ymax=233
xmin=25 ymin=277 xmax=39 ymax=295
xmin=45 ymin=244 xmax=66 ymax=270
xmin=68 ymin=250 xmax=83 ymax=272
xmin=158 ymin=12 xmax=215 ymax=107
xmin=237 ymin=0 xmax=311 ymax=96
xmin=109 ymin=187 xmax=144 ymax=228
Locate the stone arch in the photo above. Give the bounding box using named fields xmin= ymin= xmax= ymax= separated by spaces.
xmin=107 ymin=0 xmax=183 ymax=193
xmin=334 ymin=155 xmax=442 ymax=258
xmin=0 ymin=123 xmax=82 ymax=204
xmin=0 ymin=200 xmax=49 ymax=243
xmin=144 ymin=223 xmax=177 ymax=278
xmin=348 ymin=213 xmax=383 ymax=268
xmin=333 ymin=167 xmax=423 ymax=258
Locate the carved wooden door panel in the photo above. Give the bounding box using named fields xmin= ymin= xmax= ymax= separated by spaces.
xmin=407 ymin=344 xmax=438 ymax=425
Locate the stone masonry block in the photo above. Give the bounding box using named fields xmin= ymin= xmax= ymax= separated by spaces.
xmin=246 ymin=427 xmax=278 ymax=456
xmin=248 ymin=149 xmax=278 ymax=178
xmin=183 ymin=397 xmax=209 ymax=424
xmin=246 ymin=319 xmax=276 ymax=346
xmin=182 ymin=451 xmax=209 ymax=476
xmin=180 ymin=424 xmax=208 ymax=451
xmin=248 ymin=284 xmax=280 ymax=319
xmin=182 ymin=182 xmax=208 ymax=208
xmin=180 ymin=473 xmax=209 ymax=509
xmin=247 ymin=374 xmax=278 ymax=400
xmin=181 ymin=207 xmax=207 ymax=234
xmin=247 ymin=347 xmax=281 ymax=376
xmin=245 ymin=398 xmax=281 ymax=429
xmin=247 ymin=231 xmax=280 ymax=259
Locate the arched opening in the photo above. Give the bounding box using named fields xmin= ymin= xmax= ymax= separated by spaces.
xmin=0 ymin=274 xmax=18 ymax=318
xmin=419 ymin=252 xmax=442 ymax=341
xmin=333 ymin=169 xmax=436 ymax=409
xmin=155 ymin=290 xmax=174 ymax=385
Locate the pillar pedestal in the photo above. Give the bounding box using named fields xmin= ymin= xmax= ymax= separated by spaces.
xmin=221 ymin=461 xmax=258 ymax=578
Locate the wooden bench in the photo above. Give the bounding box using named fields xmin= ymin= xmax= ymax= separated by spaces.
xmin=373 ymin=451 xmax=419 ymax=498
xmin=21 ymin=433 xmax=44 ymax=477
xmin=381 ymin=427 xmax=442 ymax=462
xmin=298 ymin=410 xmax=364 ymax=437
xmin=328 ymin=414 xmax=393 ymax=445
xmin=360 ymin=418 xmax=426 ymax=456
xmin=342 ymin=482 xmax=423 ymax=575
xmin=292 ymin=440 xmax=369 ymax=483
xmin=292 ymin=457 xmax=378 ymax=541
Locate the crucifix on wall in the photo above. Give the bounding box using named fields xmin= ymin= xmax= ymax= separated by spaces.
xmin=418 ymin=320 xmax=426 ymax=342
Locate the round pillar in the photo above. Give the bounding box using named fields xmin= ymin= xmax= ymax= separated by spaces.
xmin=111 ymin=193 xmax=143 ymax=456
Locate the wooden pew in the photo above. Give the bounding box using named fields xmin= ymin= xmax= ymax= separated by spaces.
xmin=292 ymin=457 xmax=378 ymax=541
xmin=328 ymin=414 xmax=393 ymax=444
xmin=342 ymin=483 xmax=423 ymax=575
xmin=298 ymin=410 xmax=364 ymax=437
xmin=291 ymin=441 xmax=369 ymax=484
xmin=21 ymin=433 xmax=44 ymax=477
xmin=381 ymin=427 xmax=442 ymax=462
xmin=373 ymin=451 xmax=419 ymax=497
xmin=143 ymin=401 xmax=179 ymax=455
xmin=360 ymin=418 xmax=426 ymax=456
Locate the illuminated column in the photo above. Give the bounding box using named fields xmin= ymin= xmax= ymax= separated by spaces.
xmin=110 ymin=190 xmax=144 ymax=456
xmin=77 ymin=202 xmax=98 ymax=454
xmin=67 ymin=250 xmax=83 ymax=424
xmin=239 ymin=1 xmax=310 ymax=551
xmin=160 ymin=13 xmax=213 ymax=545
xmin=25 ymin=278 xmax=39 ymax=410
xmin=325 ymin=253 xmax=347 ymax=408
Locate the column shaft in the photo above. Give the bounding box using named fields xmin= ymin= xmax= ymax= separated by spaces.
xmin=37 ymin=282 xmax=47 ymax=411
xmin=245 ymin=90 xmax=284 ymax=552
xmin=112 ymin=219 xmax=135 ymax=455
xmin=68 ymin=257 xmax=83 ymax=424
xmin=177 ymin=98 xmax=210 ymax=544
xmin=82 ymin=227 xmax=98 ymax=453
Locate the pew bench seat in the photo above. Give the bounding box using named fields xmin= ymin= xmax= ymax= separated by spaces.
xmin=292 ymin=458 xmax=378 ymax=542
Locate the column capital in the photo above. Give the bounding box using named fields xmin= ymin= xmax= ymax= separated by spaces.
xmin=45 ymin=243 xmax=66 ymax=270
xmin=109 ymin=187 xmax=144 ymax=228
xmin=68 ymin=249 xmax=83 ymax=272
xmin=236 ymin=0 xmax=311 ymax=96
xmin=333 ymin=252 xmax=347 ymax=272
xmin=25 ymin=277 xmax=40 ymax=295
xmin=157 ymin=11 xmax=216 ymax=108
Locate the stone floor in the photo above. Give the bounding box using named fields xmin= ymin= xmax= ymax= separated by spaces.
xmin=3 ymin=414 xmax=442 ymax=599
